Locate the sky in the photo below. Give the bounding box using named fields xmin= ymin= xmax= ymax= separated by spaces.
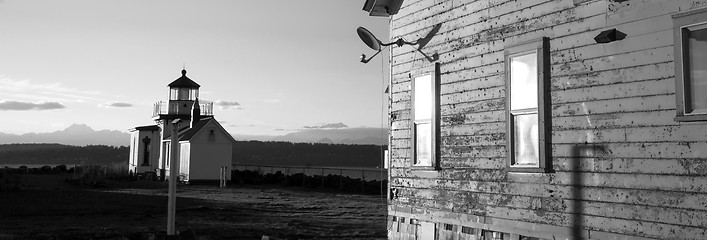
xmin=0 ymin=0 xmax=390 ymax=136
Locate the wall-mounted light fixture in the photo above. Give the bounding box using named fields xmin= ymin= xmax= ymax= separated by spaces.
xmin=594 ymin=29 xmax=627 ymax=44
xmin=358 ymin=24 xmax=441 ymax=64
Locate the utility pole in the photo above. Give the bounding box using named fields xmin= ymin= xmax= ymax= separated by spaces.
xmin=167 ymin=119 xmax=181 ymax=236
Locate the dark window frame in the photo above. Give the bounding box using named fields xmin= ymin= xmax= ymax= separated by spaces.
xmin=504 ymin=37 xmax=551 ymax=173
xmin=141 ymin=136 xmax=151 ymax=166
xmin=410 ymin=63 xmax=441 ymax=170
xmin=673 ymin=7 xmax=707 ymax=122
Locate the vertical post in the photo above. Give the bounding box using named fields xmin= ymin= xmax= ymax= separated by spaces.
xmin=285 ymin=167 xmax=289 ymax=185
xmin=361 ymin=169 xmax=365 ymax=194
xmin=219 ymin=167 xmax=224 ymax=187
xmin=380 ymin=169 xmax=384 ymax=197
xmin=167 ymin=119 xmax=181 ymax=236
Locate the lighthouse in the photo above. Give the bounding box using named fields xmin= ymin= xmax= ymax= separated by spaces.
xmin=129 ymin=69 xmax=234 ymax=183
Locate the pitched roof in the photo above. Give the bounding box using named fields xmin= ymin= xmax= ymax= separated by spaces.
xmin=168 ymin=69 xmax=200 ymax=88
xmin=162 ymin=117 xmax=236 ymax=144
xmin=162 ymin=117 xmax=213 ymax=141
xmin=131 ymin=125 xmax=159 ymax=132
xmin=179 ymin=118 xmax=210 ymax=141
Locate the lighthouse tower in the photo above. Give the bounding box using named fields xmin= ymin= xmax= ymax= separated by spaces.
xmin=153 ymin=69 xmax=212 ymax=123
xmin=153 ymin=69 xmax=213 ymax=145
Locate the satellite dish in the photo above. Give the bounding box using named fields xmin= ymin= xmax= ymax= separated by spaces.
xmin=357 ymin=27 xmax=381 ymax=51
xmin=356 ymin=25 xmax=435 ymax=63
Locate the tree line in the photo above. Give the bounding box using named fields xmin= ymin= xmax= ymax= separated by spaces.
xmin=233 ymin=141 xmax=385 ymax=168
xmin=0 ymin=144 xmax=129 ymax=165
xmin=0 ymin=142 xmax=387 ymax=168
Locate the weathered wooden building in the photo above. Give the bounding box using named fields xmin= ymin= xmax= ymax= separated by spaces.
xmin=365 ymin=0 xmax=707 ymax=239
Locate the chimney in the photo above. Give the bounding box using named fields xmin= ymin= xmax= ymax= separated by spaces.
xmin=191 ymin=98 xmax=200 ymax=128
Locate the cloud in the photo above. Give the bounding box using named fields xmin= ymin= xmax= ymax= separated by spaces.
xmin=0 ymin=75 xmax=102 ymax=102
xmin=303 ymin=123 xmax=348 ymax=129
xmin=214 ymin=100 xmax=242 ymax=109
xmin=0 ymin=100 xmax=66 ymax=111
xmin=99 ymin=102 xmax=133 ymax=108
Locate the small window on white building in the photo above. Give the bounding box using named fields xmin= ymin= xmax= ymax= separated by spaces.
xmin=142 ymin=136 xmax=151 ymax=166
xmin=411 ymin=63 xmax=440 ymax=169
xmin=673 ymin=7 xmax=707 ymax=121
xmin=505 ymin=37 xmax=550 ymax=172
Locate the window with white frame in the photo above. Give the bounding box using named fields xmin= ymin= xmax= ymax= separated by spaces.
xmin=411 ymin=63 xmax=439 ymax=169
xmin=673 ymin=7 xmax=707 ymax=121
xmin=505 ymin=37 xmax=550 ymax=172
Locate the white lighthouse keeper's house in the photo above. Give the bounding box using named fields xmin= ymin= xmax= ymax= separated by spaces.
xmin=129 ymin=69 xmax=235 ymax=183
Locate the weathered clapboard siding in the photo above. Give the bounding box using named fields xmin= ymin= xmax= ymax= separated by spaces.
xmin=551 ymin=78 xmax=674 ymax=104
xmin=386 ymin=0 xmax=707 ymax=239
xmin=551 ymin=110 xmax=678 ymax=130
xmin=552 ymin=142 xmax=707 ymax=159
xmin=393 ymin=187 xmax=707 ymax=228
xmin=552 ymin=157 xmax=707 ymax=175
xmin=390 ymin=194 xmax=707 ymax=238
xmin=551 ymin=94 xmax=675 ymax=117
xmin=552 ymin=124 xmax=707 ymax=144
xmin=391 ymin=177 xmax=707 ymax=209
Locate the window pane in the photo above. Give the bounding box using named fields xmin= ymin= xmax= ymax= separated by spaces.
xmin=687 ymin=27 xmax=707 ymax=114
xmin=170 ymin=89 xmax=178 ymax=100
xmin=178 ymin=88 xmax=190 ymax=100
xmin=510 ymin=52 xmax=538 ymax=110
xmin=414 ymin=75 xmax=432 ymax=120
xmin=513 ymin=113 xmax=539 ymax=166
xmin=415 ymin=122 xmax=432 ymax=166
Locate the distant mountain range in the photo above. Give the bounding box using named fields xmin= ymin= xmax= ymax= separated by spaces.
xmin=0 ymin=124 xmax=388 ymax=147
xmin=233 ymin=127 xmax=388 ymax=145
xmin=0 ymin=124 xmax=130 ymax=147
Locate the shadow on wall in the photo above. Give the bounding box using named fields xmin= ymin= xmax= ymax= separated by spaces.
xmin=570 ymin=144 xmax=605 ymax=239
xmin=415 ymin=23 xmax=442 ymax=63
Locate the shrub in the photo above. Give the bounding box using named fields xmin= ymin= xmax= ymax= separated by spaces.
xmin=53 ymin=165 xmax=68 ymax=173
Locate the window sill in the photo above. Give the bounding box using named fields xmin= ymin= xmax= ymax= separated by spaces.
xmin=410 ymin=165 xmax=440 ymax=171
xmin=675 ymin=114 xmax=707 ymax=122
xmin=508 ymin=167 xmax=552 ymax=173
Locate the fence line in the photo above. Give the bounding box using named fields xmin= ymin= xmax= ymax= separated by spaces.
xmin=232 ymin=164 xmax=387 ymax=181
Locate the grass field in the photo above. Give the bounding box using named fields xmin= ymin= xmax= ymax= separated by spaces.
xmin=0 ymin=173 xmax=387 ymax=239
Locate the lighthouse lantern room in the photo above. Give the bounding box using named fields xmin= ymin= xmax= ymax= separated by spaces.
xmin=152 ymin=69 xmax=213 ymax=121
